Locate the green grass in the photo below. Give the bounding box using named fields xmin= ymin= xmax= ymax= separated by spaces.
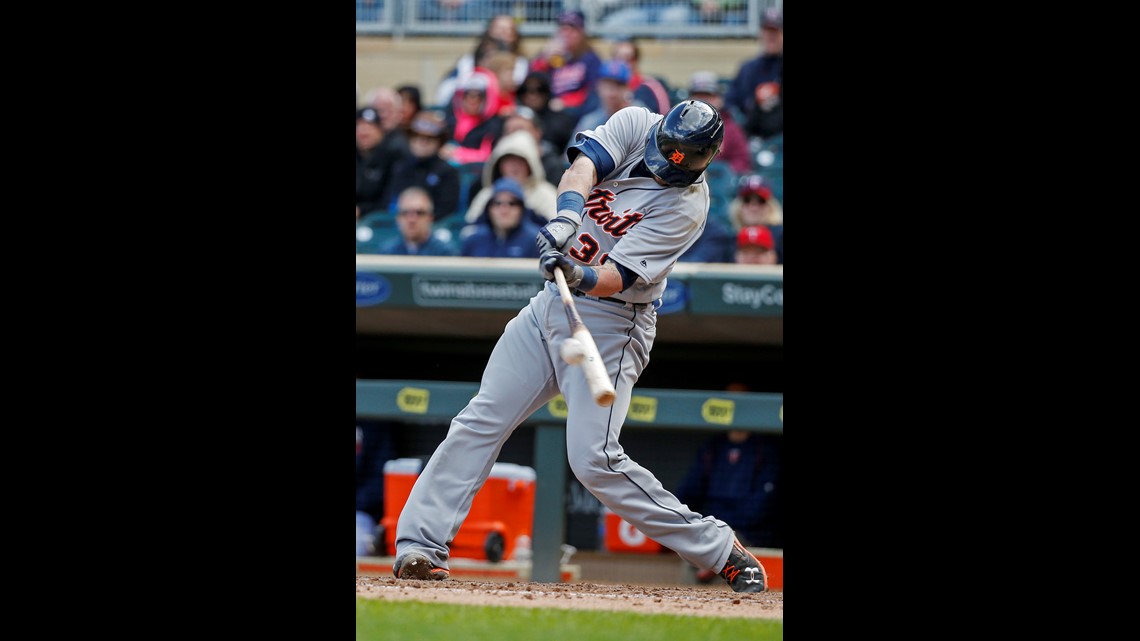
xmin=356 ymin=598 xmax=782 ymax=641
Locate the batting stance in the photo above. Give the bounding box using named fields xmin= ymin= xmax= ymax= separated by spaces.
xmin=393 ymin=101 xmax=768 ymax=592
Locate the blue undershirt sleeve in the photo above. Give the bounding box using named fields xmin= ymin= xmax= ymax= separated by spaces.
xmin=566 ymin=136 xmax=615 ymax=182
xmin=608 ymin=259 xmax=639 ymax=292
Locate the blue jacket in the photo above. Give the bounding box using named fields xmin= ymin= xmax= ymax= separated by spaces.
xmin=461 ymin=216 xmax=543 ymax=259
xmin=725 ymin=53 xmax=783 ymax=120
xmin=674 ymin=433 xmax=783 ymax=548
xmin=379 ymin=234 xmax=458 ymax=256
xmin=356 ymin=419 xmax=398 ymax=521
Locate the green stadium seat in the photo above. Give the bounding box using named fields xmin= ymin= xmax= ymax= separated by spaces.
xmin=703 ymin=160 xmax=738 ymax=227
xmin=356 ymin=211 xmax=400 ymax=254
xmin=455 ymin=161 xmax=485 ymax=217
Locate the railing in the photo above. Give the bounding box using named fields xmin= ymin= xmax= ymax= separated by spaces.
xmin=357 ymin=0 xmax=784 ymax=38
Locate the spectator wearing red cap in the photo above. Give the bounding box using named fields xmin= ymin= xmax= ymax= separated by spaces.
xmin=730 ymin=175 xmax=783 ymax=264
xmin=730 ymin=175 xmax=783 ymax=229
xmin=529 ymin=10 xmax=602 ymax=116
xmin=735 ymin=225 xmax=778 ymax=265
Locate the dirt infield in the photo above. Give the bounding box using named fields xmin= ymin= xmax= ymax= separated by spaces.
xmin=356 ymin=577 xmax=783 ymax=619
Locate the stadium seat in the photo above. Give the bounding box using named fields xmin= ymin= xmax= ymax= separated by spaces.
xmin=356 ymin=210 xmax=400 ymax=254
xmin=455 ymin=162 xmax=486 ymax=218
xmin=750 ymin=134 xmax=783 ymax=204
xmin=702 ymin=160 xmax=737 ymax=227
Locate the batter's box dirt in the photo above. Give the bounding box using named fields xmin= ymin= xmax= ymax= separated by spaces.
xmin=356 ymin=577 xmax=783 ymax=619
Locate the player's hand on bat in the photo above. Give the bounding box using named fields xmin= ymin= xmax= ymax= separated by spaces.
xmin=540 ymin=250 xmax=584 ymax=288
xmin=536 ymin=216 xmax=579 ymax=254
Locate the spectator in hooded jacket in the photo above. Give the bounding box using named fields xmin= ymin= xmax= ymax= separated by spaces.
xmin=444 ymin=70 xmax=505 ymax=165
xmin=460 ymin=177 xmax=543 ymax=259
xmin=499 ymin=106 xmax=567 ymax=189
xmin=463 ymin=129 xmax=558 ymax=224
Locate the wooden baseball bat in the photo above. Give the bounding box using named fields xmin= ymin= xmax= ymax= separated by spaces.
xmin=552 ymin=269 xmax=617 ymax=407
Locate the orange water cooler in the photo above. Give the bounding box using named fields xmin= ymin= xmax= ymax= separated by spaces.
xmin=602 ymin=506 xmax=663 ymax=553
xmin=380 ymin=458 xmax=536 ymax=563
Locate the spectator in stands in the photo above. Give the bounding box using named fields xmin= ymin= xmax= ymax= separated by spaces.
xmin=445 ymin=71 xmax=504 ymax=164
xmin=516 ymin=71 xmax=578 ymax=154
xmin=460 ymin=177 xmax=543 ymax=258
xmin=686 ymin=71 xmax=751 ymax=173
xmin=674 ymin=383 xmax=782 ymax=555
xmin=731 ymin=175 xmax=783 ymax=263
xmin=381 ymin=111 xmax=461 ymax=219
xmin=378 ymin=187 xmax=458 ymax=256
xmin=482 ymin=49 xmax=523 ymax=113
xmin=464 ymin=129 xmax=558 ymax=223
xmin=609 ymin=38 xmax=672 ymax=115
xmin=529 ymin=10 xmax=602 ymax=116
xmin=725 ymin=7 xmax=782 ymax=140
xmin=570 ymin=60 xmax=642 ymax=140
xmin=356 ymin=106 xmax=401 ymax=218
xmin=396 ymin=85 xmax=423 ymax=133
xmin=357 ymin=418 xmax=398 ymax=556
xmin=734 ymin=225 xmax=779 ymax=265
xmin=435 ymin=13 xmax=531 ymax=108
xmin=365 ymin=86 xmax=410 ymax=156
xmin=500 ymin=106 xmax=567 ymax=188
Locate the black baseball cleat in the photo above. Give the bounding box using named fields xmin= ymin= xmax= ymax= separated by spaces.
xmin=393 ymin=553 xmax=450 ymax=581
xmin=719 ymin=537 xmax=768 ymax=593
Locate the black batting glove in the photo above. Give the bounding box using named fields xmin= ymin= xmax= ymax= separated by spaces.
xmin=536 ymin=216 xmax=579 ymax=254
xmin=539 ymin=250 xmax=584 ymax=288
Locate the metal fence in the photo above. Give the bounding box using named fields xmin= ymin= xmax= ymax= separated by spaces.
xmin=357 ymin=1 xmax=783 ymax=38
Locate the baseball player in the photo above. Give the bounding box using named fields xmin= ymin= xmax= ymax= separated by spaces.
xmin=393 ymin=100 xmax=768 ymax=593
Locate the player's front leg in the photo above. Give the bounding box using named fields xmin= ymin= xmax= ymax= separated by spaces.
xmin=394 ymin=303 xmax=560 ymax=575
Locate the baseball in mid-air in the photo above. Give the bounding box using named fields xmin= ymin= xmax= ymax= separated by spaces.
xmin=560 ymin=337 xmax=586 ymax=365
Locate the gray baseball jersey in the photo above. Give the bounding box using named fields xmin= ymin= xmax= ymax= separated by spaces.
xmin=565 ymin=106 xmax=710 ymax=303
xmin=394 ymin=106 xmax=737 ymax=577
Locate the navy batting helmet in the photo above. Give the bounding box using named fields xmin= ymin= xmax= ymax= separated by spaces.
xmin=643 ymin=100 xmax=724 ymax=187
